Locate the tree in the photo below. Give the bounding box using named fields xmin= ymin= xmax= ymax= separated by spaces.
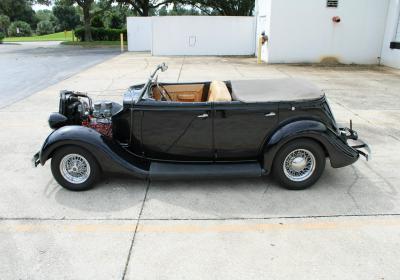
xmin=58 ymin=0 xmax=113 ymax=41
xmin=31 ymin=0 xmax=53 ymax=5
xmin=157 ymin=5 xmax=168 ymax=16
xmin=36 ymin=20 xmax=55 ymax=34
xmin=157 ymin=3 xmax=200 ymax=15
xmin=0 ymin=0 xmax=37 ymax=26
xmin=0 ymin=15 xmax=11 ymax=35
xmin=108 ymin=13 xmax=123 ymax=28
xmin=102 ymin=3 xmax=136 ymax=28
xmin=91 ymin=14 xmax=104 ymax=27
xmin=52 ymin=4 xmax=80 ymax=31
xmin=35 ymin=9 xmax=57 ymax=26
xmin=116 ymin=0 xmax=174 ymax=17
xmin=182 ymin=0 xmax=255 ymax=16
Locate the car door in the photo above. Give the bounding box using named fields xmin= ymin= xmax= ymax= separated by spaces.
xmin=137 ymin=100 xmax=213 ymax=161
xmin=213 ymin=101 xmax=279 ymax=160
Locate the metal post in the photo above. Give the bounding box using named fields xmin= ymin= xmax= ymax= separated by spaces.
xmin=120 ymin=33 xmax=124 ymax=52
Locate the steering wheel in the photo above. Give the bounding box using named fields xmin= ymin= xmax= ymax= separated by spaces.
xmin=156 ymin=79 xmax=172 ymax=101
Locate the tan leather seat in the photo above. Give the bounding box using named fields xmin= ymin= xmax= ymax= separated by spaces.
xmin=208 ymin=81 xmax=232 ymax=102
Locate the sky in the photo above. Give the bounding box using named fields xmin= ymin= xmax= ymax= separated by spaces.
xmin=33 ymin=4 xmax=53 ymax=11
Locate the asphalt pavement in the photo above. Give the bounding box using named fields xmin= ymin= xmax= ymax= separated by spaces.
xmin=0 ymin=41 xmax=119 ymax=108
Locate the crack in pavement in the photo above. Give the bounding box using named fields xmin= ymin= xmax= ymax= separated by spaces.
xmin=121 ymin=180 xmax=150 ymax=280
xmin=177 ymin=56 xmax=185 ymax=82
xmin=347 ymin=165 xmax=362 ymax=213
xmin=2 ymin=213 xmax=400 ymax=222
xmin=362 ymin=162 xmax=398 ymax=196
xmin=388 ymin=134 xmax=400 ymax=143
xmin=233 ymin=65 xmax=246 ymax=78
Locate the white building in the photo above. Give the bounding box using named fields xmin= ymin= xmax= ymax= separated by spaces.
xmin=127 ymin=0 xmax=400 ymax=69
xmin=151 ymin=16 xmax=255 ymax=56
xmin=127 ymin=17 xmax=152 ymax=52
xmin=381 ymin=0 xmax=400 ymax=68
xmin=255 ymin=0 xmax=400 ymax=68
xmin=127 ymin=16 xmax=256 ymax=56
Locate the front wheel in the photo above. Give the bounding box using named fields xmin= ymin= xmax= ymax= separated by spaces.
xmin=272 ymin=139 xmax=326 ymax=190
xmin=51 ymin=146 xmax=100 ymax=191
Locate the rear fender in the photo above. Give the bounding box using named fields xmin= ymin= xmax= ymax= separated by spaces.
xmin=39 ymin=126 xmax=149 ymax=178
xmin=262 ymin=120 xmax=359 ymax=173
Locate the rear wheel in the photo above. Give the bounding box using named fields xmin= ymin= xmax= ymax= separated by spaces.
xmin=51 ymin=146 xmax=100 ymax=191
xmin=272 ymin=139 xmax=326 ymax=190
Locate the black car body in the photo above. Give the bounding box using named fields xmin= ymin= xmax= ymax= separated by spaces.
xmin=33 ymin=63 xmax=370 ymax=191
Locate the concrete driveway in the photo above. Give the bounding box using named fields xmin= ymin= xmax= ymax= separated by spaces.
xmin=0 ymin=54 xmax=399 ymax=279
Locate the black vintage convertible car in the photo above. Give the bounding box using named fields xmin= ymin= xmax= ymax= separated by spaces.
xmin=33 ymin=63 xmax=370 ymax=191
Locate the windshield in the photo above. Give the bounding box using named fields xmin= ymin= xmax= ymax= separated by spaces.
xmin=139 ymin=63 xmax=168 ymax=101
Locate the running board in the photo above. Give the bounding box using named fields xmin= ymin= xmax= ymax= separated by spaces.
xmin=149 ymin=162 xmax=263 ymax=180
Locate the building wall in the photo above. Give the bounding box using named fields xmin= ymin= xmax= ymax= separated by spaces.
xmin=151 ymin=16 xmax=256 ymax=56
xmin=127 ymin=17 xmax=152 ymax=52
xmin=261 ymin=0 xmax=389 ymax=64
xmin=381 ymin=0 xmax=400 ymax=69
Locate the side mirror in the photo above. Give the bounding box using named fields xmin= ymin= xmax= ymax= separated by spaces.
xmin=160 ymin=63 xmax=168 ymax=72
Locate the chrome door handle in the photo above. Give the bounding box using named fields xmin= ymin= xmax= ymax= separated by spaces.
xmin=264 ymin=112 xmax=276 ymax=117
xmin=197 ymin=113 xmax=209 ymax=119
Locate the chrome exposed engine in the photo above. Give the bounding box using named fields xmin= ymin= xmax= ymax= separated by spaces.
xmin=49 ymin=90 xmax=121 ymax=137
xmin=92 ymin=101 xmax=113 ymax=120
xmin=83 ymin=101 xmax=114 ymax=137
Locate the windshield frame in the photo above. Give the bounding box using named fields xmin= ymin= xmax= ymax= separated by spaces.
xmin=138 ymin=64 xmax=166 ymax=101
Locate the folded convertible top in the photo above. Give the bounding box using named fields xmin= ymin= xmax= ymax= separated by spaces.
xmin=230 ymin=78 xmax=324 ymax=103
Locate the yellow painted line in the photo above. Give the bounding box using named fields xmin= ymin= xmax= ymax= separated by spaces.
xmin=137 ymin=220 xmax=400 ymax=233
xmin=1 ymin=218 xmax=400 ymax=234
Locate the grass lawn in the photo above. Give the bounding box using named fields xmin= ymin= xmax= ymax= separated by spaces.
xmin=62 ymin=41 xmax=127 ymax=47
xmin=2 ymin=31 xmax=126 ymax=48
xmin=3 ymin=31 xmax=74 ymax=42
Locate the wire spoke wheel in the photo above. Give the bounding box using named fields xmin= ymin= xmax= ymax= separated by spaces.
xmin=272 ymin=139 xmax=325 ymax=190
xmin=59 ymin=153 xmax=91 ymax=184
xmin=283 ymin=149 xmax=316 ymax=182
xmin=52 ymin=146 xmax=99 ymax=191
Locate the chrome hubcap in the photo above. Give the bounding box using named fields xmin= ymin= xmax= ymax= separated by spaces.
xmin=59 ymin=154 xmax=91 ymax=184
xmin=283 ymin=149 xmax=316 ymax=182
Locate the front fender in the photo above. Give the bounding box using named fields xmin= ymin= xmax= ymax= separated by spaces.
xmin=263 ymin=120 xmax=359 ymax=173
xmin=39 ymin=126 xmax=149 ymax=178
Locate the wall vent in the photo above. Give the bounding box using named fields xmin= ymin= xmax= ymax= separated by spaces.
xmin=327 ymin=0 xmax=338 ymax=8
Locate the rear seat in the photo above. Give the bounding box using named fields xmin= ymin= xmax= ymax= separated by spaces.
xmin=208 ymin=81 xmax=232 ymax=102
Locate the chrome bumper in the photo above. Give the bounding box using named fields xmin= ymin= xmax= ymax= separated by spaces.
xmin=349 ymin=139 xmax=371 ymax=161
xmin=339 ymin=126 xmax=371 ymax=161
xmin=32 ymin=151 xmax=40 ymax=167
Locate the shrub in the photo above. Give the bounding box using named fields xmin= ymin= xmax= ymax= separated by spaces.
xmin=36 ymin=20 xmax=55 ymax=35
xmin=0 ymin=15 xmax=10 ymax=35
xmin=74 ymin=27 xmax=127 ymax=41
xmin=0 ymin=32 xmax=4 ymax=43
xmin=8 ymin=21 xmax=32 ymax=37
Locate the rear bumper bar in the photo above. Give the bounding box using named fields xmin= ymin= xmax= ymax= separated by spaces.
xmin=32 ymin=151 xmax=40 ymax=167
xmin=349 ymin=139 xmax=371 ymax=161
xmin=339 ymin=127 xmax=371 ymax=161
